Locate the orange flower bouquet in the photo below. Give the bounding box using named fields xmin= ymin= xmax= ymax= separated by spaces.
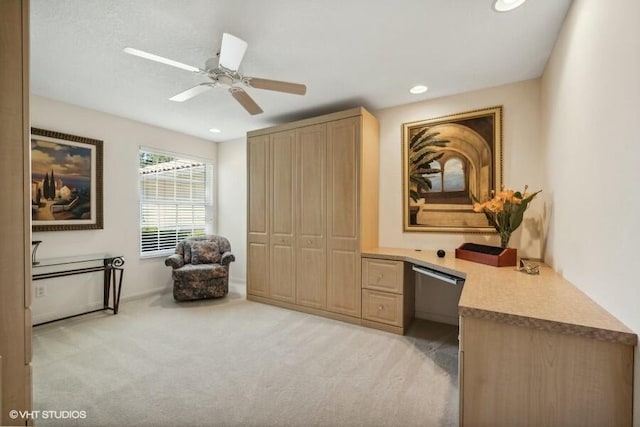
xmin=473 ymin=185 xmax=542 ymax=248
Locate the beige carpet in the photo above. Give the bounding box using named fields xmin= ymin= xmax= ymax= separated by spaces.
xmin=33 ymin=282 xmax=459 ymax=426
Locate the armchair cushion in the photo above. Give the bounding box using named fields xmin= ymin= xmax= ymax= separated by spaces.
xmin=191 ymin=241 xmax=221 ymax=265
xmin=182 ymin=241 xmax=194 ymax=264
xmin=172 ymin=263 xmax=228 ymax=282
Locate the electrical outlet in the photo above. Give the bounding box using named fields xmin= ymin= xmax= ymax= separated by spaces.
xmin=35 ymin=285 xmax=46 ymax=298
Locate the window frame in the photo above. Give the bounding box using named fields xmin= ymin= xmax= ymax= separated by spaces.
xmin=138 ymin=147 xmax=215 ymax=258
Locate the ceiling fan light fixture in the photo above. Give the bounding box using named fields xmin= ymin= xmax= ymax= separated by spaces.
xmin=492 ymin=0 xmax=527 ymax=12
xmin=409 ymin=85 xmax=428 ymax=95
xmin=123 ymin=33 xmax=306 ymax=116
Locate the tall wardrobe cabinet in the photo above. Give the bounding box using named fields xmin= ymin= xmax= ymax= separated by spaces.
xmin=247 ymin=107 xmax=379 ymax=322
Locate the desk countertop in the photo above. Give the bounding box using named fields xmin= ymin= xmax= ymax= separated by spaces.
xmin=362 ymin=247 xmax=637 ymax=346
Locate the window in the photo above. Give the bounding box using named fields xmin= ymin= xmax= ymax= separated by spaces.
xmin=139 ymin=149 xmax=214 ymax=257
xmin=443 ymin=157 xmax=465 ymax=192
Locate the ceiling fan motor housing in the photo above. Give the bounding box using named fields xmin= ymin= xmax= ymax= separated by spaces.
xmin=216 ymin=74 xmax=236 ymax=86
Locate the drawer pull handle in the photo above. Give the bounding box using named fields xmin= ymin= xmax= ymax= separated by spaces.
xmin=376 ymin=274 xmax=383 ymax=282
xmin=307 ymin=239 xmax=312 ymax=244
xmin=378 ymin=304 xmax=384 ymax=311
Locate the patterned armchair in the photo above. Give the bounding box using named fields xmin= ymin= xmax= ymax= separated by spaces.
xmin=165 ymin=235 xmax=235 ymax=301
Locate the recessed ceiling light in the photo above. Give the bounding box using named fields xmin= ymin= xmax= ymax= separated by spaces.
xmin=493 ymin=0 xmax=527 ymax=12
xmin=410 ymin=85 xmax=428 ymax=95
xmin=209 ymin=128 xmax=221 ymax=134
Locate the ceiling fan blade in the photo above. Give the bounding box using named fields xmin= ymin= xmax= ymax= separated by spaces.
xmin=123 ymin=47 xmax=200 ymax=73
xmin=229 ymin=87 xmax=263 ymax=115
xmin=218 ymin=33 xmax=248 ymax=71
xmin=243 ymin=77 xmax=307 ymax=95
xmin=169 ymin=84 xmax=212 ymax=102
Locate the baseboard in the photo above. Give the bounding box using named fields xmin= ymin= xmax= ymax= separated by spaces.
xmin=32 ymin=302 xmax=106 ymax=325
xmin=247 ymin=294 xmax=362 ymax=327
xmin=229 ymin=279 xmax=246 ymax=287
xmin=247 ymin=294 xmax=417 ymax=336
xmin=120 ymin=286 xmax=171 ymax=302
xmin=32 ymin=285 xmax=171 ymax=325
xmin=361 ymin=319 xmax=404 ymax=335
xmin=414 ymin=310 xmax=459 ymax=326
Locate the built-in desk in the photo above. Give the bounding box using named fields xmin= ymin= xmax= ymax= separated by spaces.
xmin=32 ymin=253 xmax=125 ymax=326
xmin=362 ymin=247 xmax=637 ymax=427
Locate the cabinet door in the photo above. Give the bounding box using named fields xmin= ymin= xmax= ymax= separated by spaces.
xmin=269 ymin=130 xmax=296 ymax=303
xmin=461 ymin=316 xmax=633 ymax=426
xmin=296 ymin=124 xmax=326 ymax=309
xmin=247 ymin=135 xmax=269 ymax=297
xmin=326 ymin=116 xmax=361 ymax=317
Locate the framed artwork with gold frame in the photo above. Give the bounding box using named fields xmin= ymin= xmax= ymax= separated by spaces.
xmin=402 ymin=106 xmax=503 ymax=232
xmin=31 ymin=128 xmax=104 ymax=231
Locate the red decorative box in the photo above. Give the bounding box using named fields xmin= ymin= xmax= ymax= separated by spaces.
xmin=455 ymin=243 xmax=517 ymax=267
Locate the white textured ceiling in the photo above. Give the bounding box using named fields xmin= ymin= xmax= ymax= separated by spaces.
xmin=31 ymin=0 xmax=571 ymax=142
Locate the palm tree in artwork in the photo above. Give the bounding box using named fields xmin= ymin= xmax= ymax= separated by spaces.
xmin=408 ymin=126 xmax=449 ymax=202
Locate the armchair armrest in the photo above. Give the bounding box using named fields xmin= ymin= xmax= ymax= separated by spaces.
xmin=165 ymin=254 xmax=185 ymax=269
xmin=221 ymin=251 xmax=235 ymax=266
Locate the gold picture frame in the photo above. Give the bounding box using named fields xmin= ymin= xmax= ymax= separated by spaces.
xmin=402 ymin=106 xmax=503 ymax=232
xmin=31 ymin=128 xmax=104 ymax=231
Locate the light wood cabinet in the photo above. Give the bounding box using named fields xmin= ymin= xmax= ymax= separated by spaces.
xmin=0 ymin=0 xmax=32 ymax=423
xmin=246 ymin=135 xmax=269 ymax=297
xmin=362 ymin=258 xmax=404 ymax=293
xmin=247 ymin=107 xmax=379 ymax=323
xmin=361 ymin=248 xmax=636 ymax=422
xmin=361 ymin=257 xmax=414 ymax=334
xmin=459 ymin=315 xmax=633 ymax=426
xmin=326 ymin=117 xmax=361 ymax=317
xmin=269 ymin=130 xmax=296 ymax=303
xmin=296 ymin=124 xmax=326 ymax=309
xmin=362 ymin=289 xmax=403 ymax=326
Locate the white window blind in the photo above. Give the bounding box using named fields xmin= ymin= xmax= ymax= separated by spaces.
xmin=139 ymin=149 xmax=213 ymax=256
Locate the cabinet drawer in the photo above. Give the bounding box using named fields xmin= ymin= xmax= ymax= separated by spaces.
xmin=362 ymin=289 xmax=403 ymax=327
xmin=362 ymin=258 xmax=403 ymax=293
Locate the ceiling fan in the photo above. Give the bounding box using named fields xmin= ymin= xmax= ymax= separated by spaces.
xmin=123 ymin=33 xmax=307 ymax=115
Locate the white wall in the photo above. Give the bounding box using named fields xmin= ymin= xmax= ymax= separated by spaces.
xmin=377 ymin=79 xmax=544 ymax=258
xmin=217 ymin=137 xmax=247 ymax=282
xmin=31 ymin=95 xmax=217 ymax=324
xmin=540 ymin=1 xmax=640 ymax=424
xmin=218 ymin=81 xmax=544 ymax=285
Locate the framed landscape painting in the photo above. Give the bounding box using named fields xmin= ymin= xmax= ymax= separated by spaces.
xmin=402 ymin=106 xmax=503 ymax=232
xmin=31 ymin=128 xmax=103 ymax=231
